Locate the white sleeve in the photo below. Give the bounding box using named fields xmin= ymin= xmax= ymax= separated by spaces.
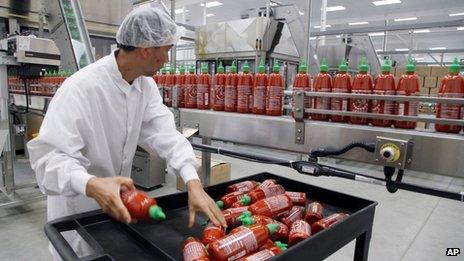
xmin=27 ymin=84 xmax=94 ymax=197
xmin=138 ymin=80 xmax=199 ymax=184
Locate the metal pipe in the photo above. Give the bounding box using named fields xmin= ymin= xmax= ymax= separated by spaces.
xmin=408 ymin=29 xmax=413 ymax=58
xmin=303 ymin=0 xmax=312 ymax=63
xmin=202 ymin=1 xmax=206 ymax=25
xmin=266 ymin=0 xmax=270 ymax=18
xmin=170 ymin=0 xmax=176 ymax=68
xmin=320 ymin=0 xmax=327 ymax=45
xmin=304 ymin=108 xmax=464 ymax=125
xmin=382 ymin=20 xmax=388 ymax=52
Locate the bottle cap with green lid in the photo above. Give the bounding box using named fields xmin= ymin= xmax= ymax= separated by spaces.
xmin=148 ymin=205 xmax=166 ymax=221
xmin=272 ymin=59 xmax=280 ymax=73
xmin=217 ymin=61 xmax=224 ymax=73
xmin=274 ymin=241 xmax=288 ymax=251
xmin=201 ymin=63 xmax=208 ymax=73
xmin=405 ymin=57 xmax=416 ymax=73
xmin=299 ymin=60 xmax=308 ymax=73
xmin=179 ymin=64 xmax=186 ymax=74
xmin=215 ymin=200 xmax=224 ymax=210
xmin=165 ymin=66 xmax=171 ymax=74
xmin=266 ymin=223 xmax=278 ymax=235
xmin=339 ymin=58 xmax=348 ymax=72
xmin=240 ymin=195 xmax=251 ymax=205
xmin=170 ymin=66 xmax=176 ymax=74
xmin=188 ymin=64 xmax=195 ymax=73
xmin=237 ymin=210 xmax=252 ymax=221
xmin=161 ymin=67 xmax=166 ymax=74
xmin=320 ymin=58 xmax=329 ymax=72
xmin=230 ymin=61 xmax=237 ymax=73
xmin=240 ymin=216 xmax=255 ymax=226
xmin=200 ymin=220 xmax=209 ymax=227
xmin=242 ymin=61 xmax=250 ymax=73
xmin=381 ymin=58 xmax=392 ymax=73
xmin=258 ymin=59 xmax=266 ymax=73
xmin=358 ymin=57 xmax=369 ymax=73
xmin=449 ymin=57 xmax=460 ymax=74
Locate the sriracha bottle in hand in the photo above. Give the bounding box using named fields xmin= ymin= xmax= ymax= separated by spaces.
xmin=120 ymin=186 xmax=165 ymax=221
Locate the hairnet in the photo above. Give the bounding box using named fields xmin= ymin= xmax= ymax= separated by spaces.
xmin=116 ymin=6 xmax=180 ymax=48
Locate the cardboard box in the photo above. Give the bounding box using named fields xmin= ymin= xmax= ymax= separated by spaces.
xmin=419 ymin=76 xmax=424 ymax=88
xmin=423 ymin=77 xmax=438 ymax=88
xmin=429 ymin=87 xmax=439 ymax=96
xmin=419 ymin=87 xmax=430 ymax=96
xmin=27 ymin=114 xmax=43 ymax=140
xmin=176 ymin=157 xmax=231 ymax=191
xmin=430 ymin=67 xmax=448 ymax=78
xmin=394 ymin=67 xmax=405 ymax=77
xmin=415 ymin=66 xmax=431 ymax=77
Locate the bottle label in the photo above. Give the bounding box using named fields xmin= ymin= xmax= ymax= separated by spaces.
xmin=372 ymin=90 xmax=395 ymax=114
xmin=244 ymin=250 xmax=275 ymax=261
xmin=225 ymin=85 xmax=237 ymax=108
xmin=314 ymin=88 xmax=331 ymax=110
xmin=350 ymin=89 xmax=371 ymax=112
xmin=264 ymin=196 xmax=288 ymax=214
xmin=331 ymin=88 xmax=348 ymax=111
xmin=307 ymin=202 xmax=322 ymax=215
xmin=285 ymin=192 xmax=302 ymax=201
xmin=292 ymin=87 xmax=312 ymax=111
xmin=185 ymin=84 xmax=197 ymax=105
xmin=291 ymin=220 xmax=310 ymax=236
xmin=216 ymin=227 xmax=258 ymax=258
xmin=438 ymin=92 xmax=464 ymax=119
xmin=261 ymin=185 xmax=285 ymax=198
xmin=237 ymin=85 xmax=253 ymax=110
xmin=285 ymin=207 xmax=303 ymax=223
xmin=163 ymin=85 xmax=172 ymax=103
xmin=197 ymin=84 xmax=209 ymax=106
xmin=183 ymin=241 xmax=205 ymax=261
xmin=214 ymin=84 xmax=225 ymax=106
xmin=228 ymin=206 xmax=249 ymax=215
xmin=267 ymin=86 xmax=284 ymax=111
xmin=253 ymin=86 xmax=266 ymax=110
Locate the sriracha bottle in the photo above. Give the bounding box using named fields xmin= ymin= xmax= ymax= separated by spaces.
xmin=237 ymin=61 xmax=254 ymax=113
xmin=164 ymin=66 xmax=176 ymax=107
xmin=184 ymin=65 xmax=198 ymax=108
xmin=212 ymin=62 xmax=226 ymax=111
xmin=285 ymin=191 xmax=306 ymax=206
xmin=288 ymin=219 xmax=311 ymax=246
xmin=292 ymin=60 xmax=311 ymax=118
xmin=247 ymin=184 xmax=285 ymax=203
xmin=311 ymin=213 xmax=348 ymax=234
xmin=304 ymin=201 xmax=323 ymax=225
xmin=253 ymin=60 xmax=268 ymax=115
xmin=226 ymin=180 xmax=259 ymax=194
xmin=120 ymin=186 xmax=165 ymax=221
xmin=395 ymin=58 xmax=421 ymax=129
xmin=372 ymin=58 xmax=396 ymax=127
xmin=208 ymin=223 xmax=278 ymax=261
xmin=175 ymin=65 xmax=186 ymax=108
xmin=280 ymin=206 xmax=305 ymax=228
xmin=225 ymin=61 xmax=239 ymax=112
xmin=237 ymin=242 xmax=287 ymax=261
xmin=216 ymin=190 xmax=251 ymax=209
xmin=331 ymin=59 xmax=352 ymax=122
xmin=197 ymin=63 xmax=211 ymax=110
xmin=182 ymin=237 xmax=210 ymax=261
xmin=201 ymin=221 xmax=225 ymax=246
xmin=222 ymin=206 xmax=251 ymax=227
xmin=266 ymin=60 xmax=284 ymax=116
xmin=239 ymin=214 xmax=289 ymax=241
xmin=311 ymin=58 xmax=332 ymax=121
xmin=248 ymin=194 xmax=293 ymax=219
xmin=435 ymin=58 xmax=464 ymax=133
xmin=350 ymin=58 xmax=373 ymax=125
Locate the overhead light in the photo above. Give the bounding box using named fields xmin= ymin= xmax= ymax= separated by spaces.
xmin=413 ymin=29 xmax=430 ymax=33
xmin=336 ymin=35 xmax=341 ymax=38
xmin=395 ymin=48 xmax=409 ymax=51
xmin=200 ymin=1 xmax=223 ymax=8
xmin=372 ymin=0 xmax=401 ymax=6
xmin=299 ymin=11 xmax=304 ymax=15
xmin=326 ymin=6 xmax=346 ymax=12
xmin=206 ymin=13 xmax=215 ymax=17
xmin=415 ymin=57 xmax=424 ymax=61
xmin=349 ymin=21 xmax=369 ymax=25
xmin=375 ymin=49 xmax=383 ymax=52
xmin=309 ymin=37 xmax=317 ymax=40
xmin=394 ymin=17 xmax=417 ymax=21
xmin=314 ymin=25 xmax=332 ymax=28
xmin=429 ymin=47 xmax=446 ymax=50
xmin=368 ymin=32 xmax=385 ymax=36
xmin=458 ymin=27 xmax=464 ymax=30
xmin=175 ymin=8 xmax=189 ymax=14
xmin=449 ymin=12 xmax=464 ymax=16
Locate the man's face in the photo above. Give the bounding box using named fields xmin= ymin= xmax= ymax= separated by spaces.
xmin=139 ymin=45 xmax=172 ymax=76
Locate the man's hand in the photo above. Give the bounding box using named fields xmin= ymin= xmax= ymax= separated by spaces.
xmin=86 ymin=176 xmax=135 ymax=224
xmin=187 ymin=179 xmax=227 ymax=228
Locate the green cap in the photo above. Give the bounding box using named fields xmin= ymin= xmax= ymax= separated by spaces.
xmin=339 ymin=58 xmax=348 ymax=72
xmin=165 ymin=66 xmax=171 ymax=74
xmin=242 ymin=61 xmax=250 ymax=73
xmin=44 ymin=71 xmax=49 ymax=77
xmin=217 ymin=62 xmax=224 ymax=73
xmin=201 ymin=63 xmax=208 ymax=73
xmin=240 ymin=216 xmax=255 ymax=226
xmin=148 ymin=205 xmax=166 ymax=221
xmin=200 ymin=220 xmax=208 ymax=227
xmin=320 ymin=58 xmax=329 ymax=72
xmin=237 ymin=210 xmax=252 ymax=221
xmin=274 ymin=241 xmax=288 ymax=251
xmin=161 ymin=67 xmax=167 ymax=74
xmin=170 ymin=66 xmax=176 ymax=74
xmin=266 ymin=223 xmax=278 ymax=235
xmin=189 ymin=64 xmax=195 ymax=73
xmin=381 ymin=58 xmax=392 ymax=73
xmin=216 ymin=200 xmax=224 ymax=210
xmin=240 ymin=195 xmax=251 ymax=205
xmin=230 ymin=61 xmax=237 ymax=73
xmin=449 ymin=57 xmax=460 ymax=74
xmin=179 ymin=64 xmax=186 ymax=74
xmin=299 ymin=60 xmax=308 ymax=73
xmin=258 ymin=59 xmax=266 ymax=73
xmin=358 ymin=57 xmax=369 ymax=73
xmin=272 ymin=59 xmax=280 ymax=73
xmin=405 ymin=57 xmax=416 ymax=73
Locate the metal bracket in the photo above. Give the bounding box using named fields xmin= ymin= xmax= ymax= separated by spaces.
xmin=293 ymin=90 xmax=305 ymax=144
xmin=171 ymin=85 xmax=180 ymax=128
xmin=374 ymin=136 xmax=413 ymax=169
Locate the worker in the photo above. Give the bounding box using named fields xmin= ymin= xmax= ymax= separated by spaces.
xmin=27 ymin=6 xmax=226 ymax=259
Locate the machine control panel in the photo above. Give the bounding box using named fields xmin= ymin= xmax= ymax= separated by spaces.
xmin=375 ymin=136 xmax=413 ymax=169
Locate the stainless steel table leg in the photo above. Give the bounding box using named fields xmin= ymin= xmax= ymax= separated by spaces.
xmin=201 ymin=137 xmax=211 ymax=187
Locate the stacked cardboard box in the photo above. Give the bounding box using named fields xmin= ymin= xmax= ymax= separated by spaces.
xmin=176 ymin=157 xmax=231 ymax=191
xmin=393 ymin=66 xmax=447 ymax=97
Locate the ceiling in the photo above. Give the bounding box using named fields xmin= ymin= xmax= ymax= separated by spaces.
xmin=170 ymin=0 xmax=464 ymax=65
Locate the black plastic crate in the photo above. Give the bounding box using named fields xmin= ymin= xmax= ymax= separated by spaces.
xmin=45 ymin=172 xmax=377 ymax=261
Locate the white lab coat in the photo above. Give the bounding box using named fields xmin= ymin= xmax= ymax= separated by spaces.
xmin=27 ymin=51 xmax=199 ymax=259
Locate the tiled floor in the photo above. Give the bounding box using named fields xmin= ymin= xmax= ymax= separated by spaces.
xmin=0 ymin=147 xmax=463 ymax=261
